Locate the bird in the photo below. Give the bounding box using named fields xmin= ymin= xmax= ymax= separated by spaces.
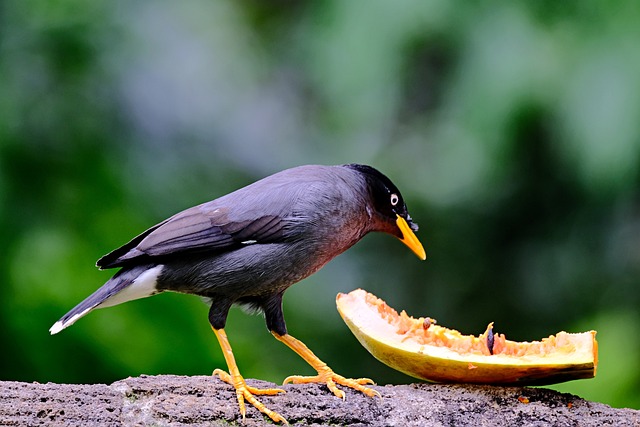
xmin=50 ymin=163 xmax=426 ymax=423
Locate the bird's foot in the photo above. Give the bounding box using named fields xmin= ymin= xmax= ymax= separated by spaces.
xmin=213 ymin=368 xmax=288 ymax=424
xmin=273 ymin=332 xmax=381 ymax=400
xmin=283 ymin=366 xmax=381 ymax=399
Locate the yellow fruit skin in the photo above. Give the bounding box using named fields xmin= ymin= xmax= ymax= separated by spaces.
xmin=337 ymin=289 xmax=597 ymax=386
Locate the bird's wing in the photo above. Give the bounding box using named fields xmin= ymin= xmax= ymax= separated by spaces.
xmin=96 ymin=203 xmax=288 ymax=269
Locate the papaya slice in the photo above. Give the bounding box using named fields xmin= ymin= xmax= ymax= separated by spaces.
xmin=336 ymin=289 xmax=597 ymax=386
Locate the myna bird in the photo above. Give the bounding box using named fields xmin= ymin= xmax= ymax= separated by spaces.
xmin=50 ymin=164 xmax=425 ymax=423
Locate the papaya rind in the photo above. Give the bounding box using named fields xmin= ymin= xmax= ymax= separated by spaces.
xmin=336 ymin=289 xmax=597 ymax=386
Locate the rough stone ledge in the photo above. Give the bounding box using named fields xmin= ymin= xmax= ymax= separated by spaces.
xmin=1 ymin=375 xmax=638 ymax=426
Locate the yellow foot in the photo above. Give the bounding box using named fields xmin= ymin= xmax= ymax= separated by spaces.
xmin=283 ymin=367 xmax=381 ymax=400
xmin=213 ymin=369 xmax=288 ymax=424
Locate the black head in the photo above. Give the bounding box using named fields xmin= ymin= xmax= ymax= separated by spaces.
xmin=345 ymin=164 xmax=425 ymax=260
xmin=346 ymin=164 xmax=416 ymax=229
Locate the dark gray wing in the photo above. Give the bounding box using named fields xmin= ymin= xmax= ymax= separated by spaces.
xmin=96 ymin=164 xmax=347 ymax=269
xmin=96 ymin=203 xmax=287 ymax=269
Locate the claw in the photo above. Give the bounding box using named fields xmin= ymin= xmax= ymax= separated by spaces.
xmin=213 ymin=368 xmax=287 ymax=424
xmin=284 ymin=368 xmax=380 ymax=399
xmin=212 ymin=328 xmax=288 ymax=424
xmin=274 ymin=332 xmax=381 ymax=399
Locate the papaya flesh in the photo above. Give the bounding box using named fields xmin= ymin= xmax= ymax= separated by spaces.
xmin=336 ymin=289 xmax=597 ymax=386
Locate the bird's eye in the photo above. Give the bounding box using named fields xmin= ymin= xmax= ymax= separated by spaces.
xmin=390 ymin=193 xmax=399 ymax=206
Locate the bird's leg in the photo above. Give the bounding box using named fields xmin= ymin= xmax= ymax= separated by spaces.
xmin=211 ymin=327 xmax=287 ymax=424
xmin=272 ymin=332 xmax=381 ymax=399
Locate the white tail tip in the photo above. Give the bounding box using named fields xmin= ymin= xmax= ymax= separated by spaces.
xmin=49 ymin=308 xmax=90 ymax=335
xmin=49 ymin=321 xmax=65 ymax=335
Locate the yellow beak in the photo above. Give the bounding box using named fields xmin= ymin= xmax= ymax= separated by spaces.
xmin=396 ymin=215 xmax=426 ymax=260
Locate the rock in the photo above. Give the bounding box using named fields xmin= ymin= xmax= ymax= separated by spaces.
xmin=0 ymin=375 xmax=637 ymax=426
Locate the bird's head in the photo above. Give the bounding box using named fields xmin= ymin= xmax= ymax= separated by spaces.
xmin=346 ymin=164 xmax=426 ymax=260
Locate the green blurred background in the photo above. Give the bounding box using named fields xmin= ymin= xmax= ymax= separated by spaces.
xmin=1 ymin=0 xmax=639 ymax=410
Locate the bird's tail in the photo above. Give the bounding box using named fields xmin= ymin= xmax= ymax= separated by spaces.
xmin=49 ymin=264 xmax=162 ymax=335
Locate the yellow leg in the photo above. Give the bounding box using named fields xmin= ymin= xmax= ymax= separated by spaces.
xmin=211 ymin=327 xmax=288 ymax=424
xmin=272 ymin=332 xmax=381 ymax=399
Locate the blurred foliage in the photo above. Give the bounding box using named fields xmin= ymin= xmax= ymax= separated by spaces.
xmin=1 ymin=0 xmax=639 ymax=410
